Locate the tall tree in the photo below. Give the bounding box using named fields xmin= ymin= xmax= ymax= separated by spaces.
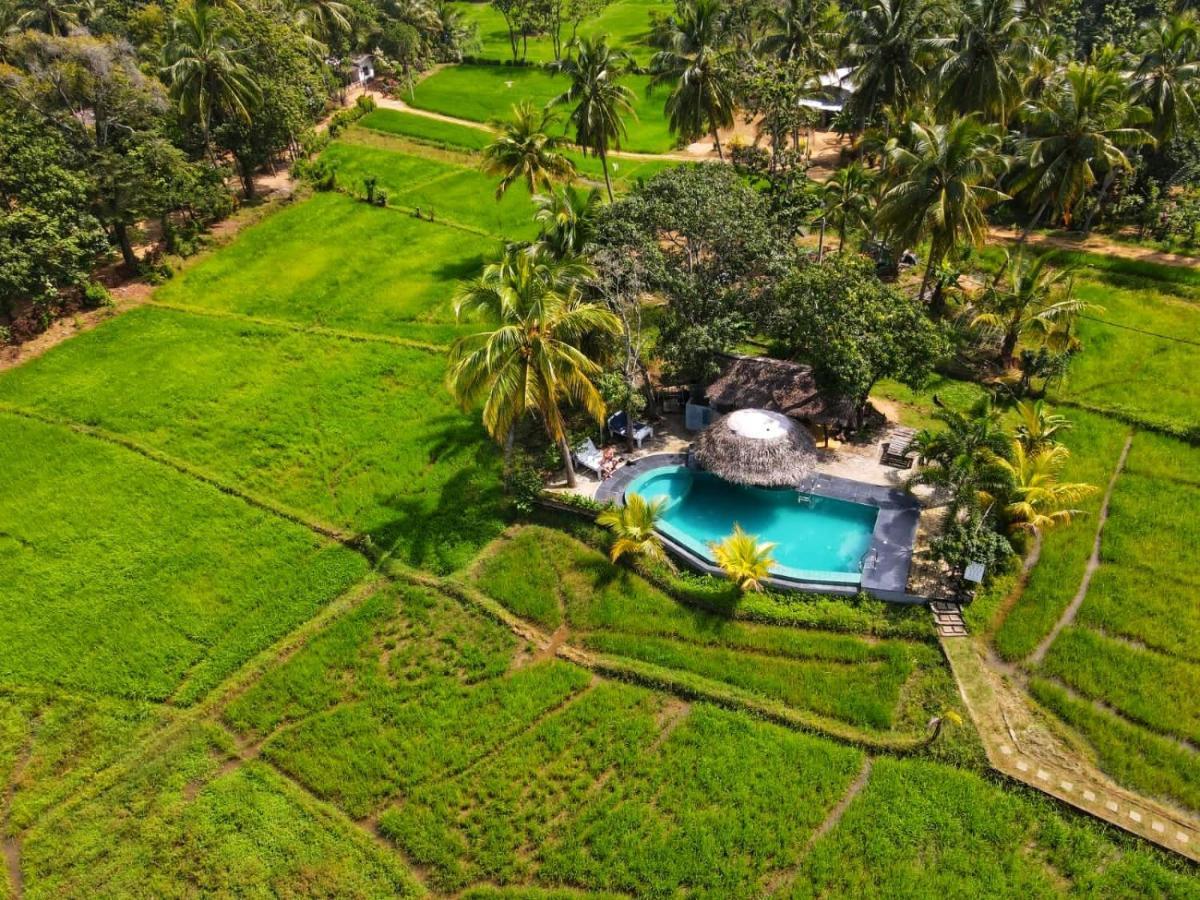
xmin=846 ymin=0 xmax=945 ymax=129
xmin=875 ymin=115 xmax=1009 ymax=308
xmin=1012 ymin=63 xmax=1155 ymax=233
xmin=649 ymin=0 xmax=737 ymax=159
xmin=481 ymin=101 xmax=577 ymax=199
xmin=532 ymin=185 xmax=602 ymax=258
xmin=821 ymin=161 xmax=876 ymax=252
xmin=1132 ymin=12 xmax=1200 ymax=143
xmin=14 ymin=0 xmax=81 ymax=35
xmin=553 ymin=35 xmax=635 ymax=200
xmin=909 ymin=395 xmax=1011 ymax=515
xmin=937 ymin=0 xmax=1024 ymax=125
xmin=162 ymin=0 xmax=261 ymax=163
xmin=286 ymin=0 xmax=353 ymax=47
xmin=447 ymin=250 xmax=620 ymax=488
xmin=754 ymin=0 xmax=842 ymax=70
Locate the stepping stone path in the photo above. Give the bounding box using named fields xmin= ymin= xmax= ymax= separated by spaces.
xmin=930 ymin=600 xmax=968 ymax=637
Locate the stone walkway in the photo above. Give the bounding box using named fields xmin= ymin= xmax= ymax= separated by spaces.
xmin=930 ymin=601 xmax=967 ymax=637
xmin=942 ymin=637 xmax=1200 ymax=863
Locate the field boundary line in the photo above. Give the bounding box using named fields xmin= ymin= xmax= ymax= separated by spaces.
xmin=144 ymin=302 xmax=450 ymax=353
xmin=1038 ymin=675 xmax=1200 ymax=755
xmin=0 ymin=404 xmax=370 ymax=555
xmin=1028 ymin=433 xmax=1134 ymax=665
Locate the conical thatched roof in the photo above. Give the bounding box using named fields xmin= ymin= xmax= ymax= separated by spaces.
xmin=693 ymin=409 xmax=817 ymax=487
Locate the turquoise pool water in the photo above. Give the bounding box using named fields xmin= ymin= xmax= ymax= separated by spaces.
xmin=625 ymin=466 xmax=878 ymax=584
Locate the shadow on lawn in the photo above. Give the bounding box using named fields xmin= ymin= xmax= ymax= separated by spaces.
xmin=372 ymin=414 xmax=508 ymax=574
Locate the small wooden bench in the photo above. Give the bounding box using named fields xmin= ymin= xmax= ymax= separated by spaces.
xmin=880 ymin=427 xmax=918 ymax=468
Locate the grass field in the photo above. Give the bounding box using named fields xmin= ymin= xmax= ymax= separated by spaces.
xmin=0 ymin=309 xmax=507 ymax=574
xmin=452 ymin=0 xmax=671 ymax=64
xmin=410 ymin=65 xmax=678 ymax=153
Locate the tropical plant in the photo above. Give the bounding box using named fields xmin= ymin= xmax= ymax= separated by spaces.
xmin=649 ymin=0 xmax=737 ymax=159
xmin=533 ymin=185 xmax=602 ymax=259
xmin=1012 ymin=63 xmax=1155 ymax=233
xmin=936 ymin=0 xmax=1024 ymax=125
xmin=821 ymin=161 xmax=876 ymax=252
xmin=14 ymin=0 xmax=81 ymax=35
xmin=925 ymin=709 xmax=963 ymax=744
xmin=553 ymin=35 xmax=635 ymax=201
xmin=481 ymin=101 xmax=577 ymax=199
xmin=1014 ymin=399 xmax=1071 ymax=452
xmin=710 ymin=524 xmax=776 ymax=592
xmin=969 ymin=249 xmax=1094 ymax=362
xmin=846 ymin=0 xmax=944 ymax=129
xmin=909 ymin=395 xmax=1011 ymax=513
xmin=754 ymin=0 xmax=842 ymax=71
xmin=984 ymin=440 xmax=1097 ymax=534
xmin=1132 ymin=12 xmax=1200 ymax=143
xmin=597 ymin=493 xmax=669 ymax=563
xmin=447 ymin=250 xmax=621 ymax=488
xmin=875 ymin=114 xmax=1009 ymax=308
xmin=286 ymin=0 xmax=353 ymax=46
xmin=162 ymin=0 xmax=261 ymax=162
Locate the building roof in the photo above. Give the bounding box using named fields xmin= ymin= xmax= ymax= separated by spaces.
xmin=705 ymin=355 xmax=855 ymax=426
xmin=693 ymin=408 xmax=817 ymax=487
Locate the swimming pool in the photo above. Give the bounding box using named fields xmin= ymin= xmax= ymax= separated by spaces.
xmin=624 ymin=465 xmax=879 ymax=585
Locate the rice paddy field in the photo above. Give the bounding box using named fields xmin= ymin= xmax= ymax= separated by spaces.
xmin=2 ymin=104 xmax=1198 ymax=897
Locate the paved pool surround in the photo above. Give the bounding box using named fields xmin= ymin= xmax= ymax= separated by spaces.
xmin=596 ymin=453 xmax=924 ymax=603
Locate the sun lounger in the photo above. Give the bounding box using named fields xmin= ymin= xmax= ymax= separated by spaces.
xmin=880 ymin=427 xmax=918 ymax=468
xmin=607 ymin=411 xmax=654 ymax=448
xmin=574 ymin=438 xmax=605 ymax=479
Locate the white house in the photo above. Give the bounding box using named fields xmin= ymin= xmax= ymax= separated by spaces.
xmin=350 ymin=54 xmax=375 ymax=86
xmin=799 ymin=66 xmax=856 ymax=118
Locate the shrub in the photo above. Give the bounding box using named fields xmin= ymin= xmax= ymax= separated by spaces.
xmin=363 ymin=175 xmax=378 ymax=205
xmin=929 ymin=513 xmax=1014 ymax=578
xmin=505 ymin=452 xmax=543 ymax=516
xmin=82 ymin=281 xmax=113 ymax=309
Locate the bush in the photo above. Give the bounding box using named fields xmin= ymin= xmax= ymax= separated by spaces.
xmin=293 ymin=157 xmax=337 ymax=192
xmin=505 ymin=452 xmax=543 ymax=516
xmin=929 ymin=513 xmax=1014 ymax=578
xmin=82 ymin=281 xmax=113 ymax=310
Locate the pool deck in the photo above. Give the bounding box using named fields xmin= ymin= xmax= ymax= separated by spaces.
xmin=595 ymin=453 xmax=924 ymax=604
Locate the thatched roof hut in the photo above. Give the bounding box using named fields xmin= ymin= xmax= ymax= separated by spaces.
xmin=705 ymin=356 xmax=856 ymax=427
xmin=693 ymin=408 xmax=817 ymax=487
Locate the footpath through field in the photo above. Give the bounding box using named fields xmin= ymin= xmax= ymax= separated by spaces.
xmin=988 ymin=225 xmax=1200 ymax=269
xmin=943 ymin=635 xmax=1200 ymax=862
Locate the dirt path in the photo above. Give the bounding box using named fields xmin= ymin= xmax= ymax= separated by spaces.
xmin=989 ymin=226 xmax=1200 ymax=269
xmin=1028 ymin=434 xmax=1134 ymax=665
xmin=989 ymin=532 xmax=1043 ymax=637
xmin=944 ymin=636 xmax=1199 ymax=862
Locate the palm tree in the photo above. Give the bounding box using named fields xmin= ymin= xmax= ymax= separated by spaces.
xmin=481 ymin=102 xmax=577 ymax=199
xmin=649 ymin=0 xmax=737 ymax=160
xmin=936 ymin=0 xmax=1024 ymax=125
xmin=710 ymin=525 xmax=776 ymax=592
xmin=532 ymin=185 xmax=602 ymax=259
xmin=970 ymin=249 xmax=1094 ymax=363
xmin=875 ymin=115 xmax=1009 ymax=309
xmin=1014 ymin=399 xmax=1071 ymax=452
xmin=821 ymin=162 xmax=876 ymax=252
xmin=985 ymin=440 xmax=1097 ymax=534
xmin=1012 ymin=63 xmax=1155 ymax=234
xmin=1132 ymin=12 xmax=1200 ymax=143
xmin=287 ymin=0 xmax=353 ymax=46
xmin=846 ymin=0 xmax=945 ymax=130
xmin=597 ymin=494 xmax=669 ymax=564
xmin=909 ymin=395 xmax=1011 ymax=513
xmin=554 ymin=35 xmax=636 ymax=202
xmin=15 ymin=0 xmax=81 ymax=35
xmin=162 ymin=0 xmax=261 ymax=163
xmin=754 ymin=0 xmax=842 ymax=71
xmin=447 ymin=251 xmax=621 ymax=488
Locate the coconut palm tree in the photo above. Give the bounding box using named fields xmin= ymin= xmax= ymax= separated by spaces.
xmin=710 ymin=525 xmax=776 ymax=592
xmin=985 ymin=440 xmax=1097 ymax=534
xmin=597 ymin=493 xmax=669 ymax=564
xmin=875 ymin=114 xmax=1009 ymax=309
xmin=481 ymin=102 xmax=577 ymax=199
xmin=846 ymin=0 xmax=945 ymax=130
xmin=287 ymin=0 xmax=353 ymax=46
xmin=649 ymin=0 xmax=737 ymax=160
xmin=909 ymin=395 xmax=1011 ymax=513
xmin=754 ymin=0 xmax=842 ymax=71
xmin=15 ymin=0 xmax=81 ymax=35
xmin=821 ymin=162 xmax=876 ymax=252
xmin=1132 ymin=12 xmax=1200 ymax=143
xmin=1011 ymin=63 xmax=1154 ymax=234
xmin=1014 ymin=399 xmax=1071 ymax=452
xmin=970 ymin=249 xmax=1095 ymax=363
xmin=936 ymin=0 xmax=1024 ymax=125
xmin=553 ymin=35 xmax=636 ymax=201
xmin=532 ymin=185 xmax=602 ymax=259
xmin=447 ymin=250 xmax=620 ymax=488
xmin=162 ymin=0 xmax=261 ymax=163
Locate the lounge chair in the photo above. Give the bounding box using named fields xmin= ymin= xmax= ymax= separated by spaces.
xmin=880 ymin=427 xmax=918 ymax=468
xmin=574 ymin=438 xmax=605 ymax=479
xmin=607 ymin=410 xmax=654 ymax=448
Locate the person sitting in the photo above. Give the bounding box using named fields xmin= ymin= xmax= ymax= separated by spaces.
xmin=600 ymin=446 xmax=620 ymax=479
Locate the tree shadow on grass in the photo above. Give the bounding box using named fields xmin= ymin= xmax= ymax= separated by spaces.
xmin=371 ymin=415 xmax=509 ymax=574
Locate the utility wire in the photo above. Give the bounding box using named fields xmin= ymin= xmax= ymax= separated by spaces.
xmin=1077 ymin=313 xmax=1200 ymax=348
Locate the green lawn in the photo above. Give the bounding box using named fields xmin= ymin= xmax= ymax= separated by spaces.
xmin=410 ymin=65 xmax=678 ymax=153
xmin=0 ymin=309 xmax=507 ymax=574
xmin=452 ymin=0 xmax=672 ymax=64
xmin=0 ymin=413 xmax=368 ymax=703
xmin=155 ymin=191 xmax=488 ymax=342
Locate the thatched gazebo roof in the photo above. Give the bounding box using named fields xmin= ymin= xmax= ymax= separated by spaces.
xmin=705 ymin=356 xmax=856 ymax=427
xmin=693 ymin=408 xmax=817 ymax=487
